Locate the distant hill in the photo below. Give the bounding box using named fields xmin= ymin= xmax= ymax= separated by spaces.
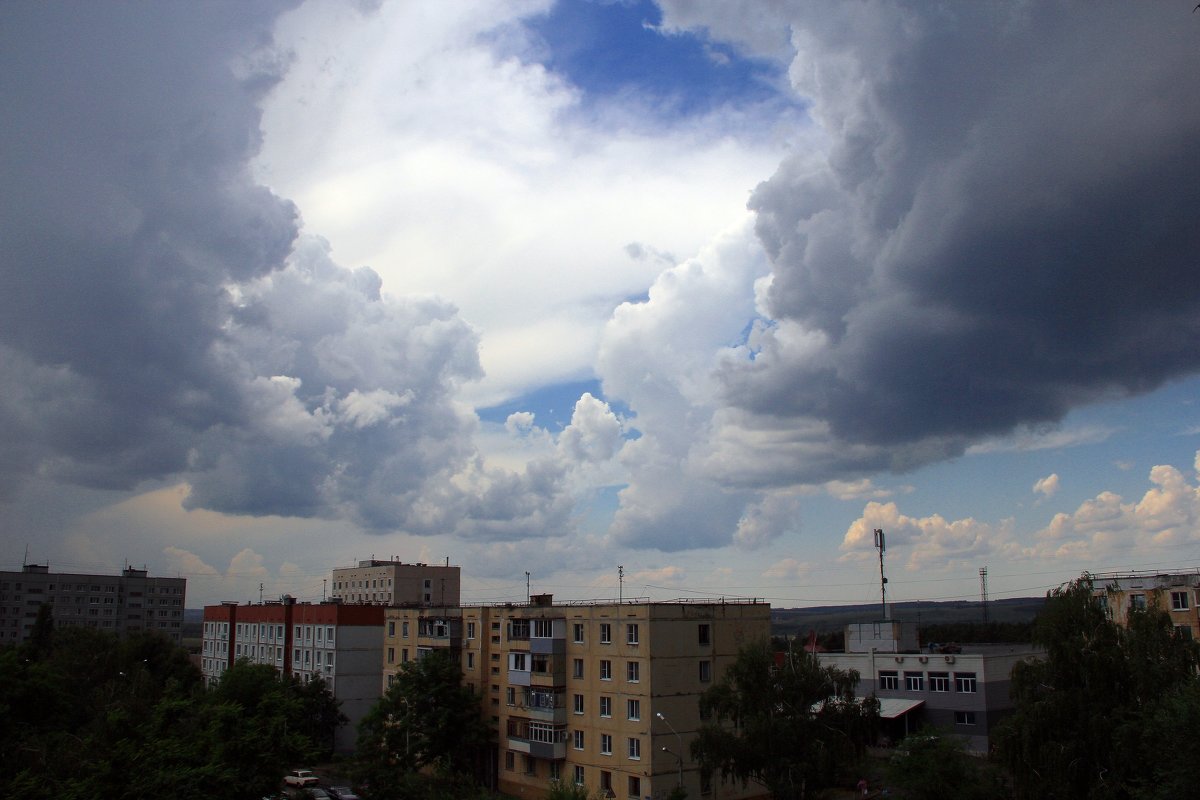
xmin=771 ymin=597 xmax=1044 ymax=637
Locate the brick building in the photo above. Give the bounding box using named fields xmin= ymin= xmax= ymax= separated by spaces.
xmin=201 ymin=598 xmax=385 ymax=750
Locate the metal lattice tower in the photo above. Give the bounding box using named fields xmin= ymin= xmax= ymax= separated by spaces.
xmin=980 ymin=566 xmax=989 ymax=624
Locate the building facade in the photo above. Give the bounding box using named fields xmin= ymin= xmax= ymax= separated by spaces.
xmin=201 ymin=598 xmax=385 ymax=751
xmin=384 ymin=595 xmax=771 ymax=800
xmin=330 ymin=558 xmax=461 ymax=606
xmin=818 ymin=619 xmax=1040 ymax=753
xmin=0 ymin=564 xmax=185 ymax=643
xmin=1092 ymin=570 xmax=1200 ymax=638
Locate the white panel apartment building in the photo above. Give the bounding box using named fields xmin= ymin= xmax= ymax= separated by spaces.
xmin=330 ymin=558 xmax=460 ymax=606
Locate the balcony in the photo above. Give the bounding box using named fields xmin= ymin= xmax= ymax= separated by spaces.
xmin=506 ymin=719 xmax=568 ymax=760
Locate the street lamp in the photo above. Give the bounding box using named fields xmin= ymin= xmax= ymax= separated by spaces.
xmin=657 ymin=711 xmax=684 ymax=789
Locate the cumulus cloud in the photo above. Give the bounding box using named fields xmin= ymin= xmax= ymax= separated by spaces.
xmin=839 ymin=453 xmax=1200 ymax=578
xmin=1033 ymin=473 xmax=1060 ymax=500
xmin=1036 ymin=458 xmax=1200 ymax=561
xmin=655 ymin=1 xmax=1200 ymax=483
xmin=761 ymin=557 xmax=810 ymax=580
xmin=0 ymin=3 xmax=497 ymax=537
xmin=841 ymin=501 xmax=1016 ymax=573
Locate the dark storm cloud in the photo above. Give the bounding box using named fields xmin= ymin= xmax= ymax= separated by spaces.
xmin=0 ymin=3 xmax=486 ymax=531
xmin=715 ymin=1 xmax=1200 ymax=455
xmin=0 ymin=2 xmax=298 ymax=494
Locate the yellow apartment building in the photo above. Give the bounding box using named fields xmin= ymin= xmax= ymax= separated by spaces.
xmin=384 ymin=595 xmax=771 ymax=800
xmin=1092 ymin=570 xmax=1200 ymax=638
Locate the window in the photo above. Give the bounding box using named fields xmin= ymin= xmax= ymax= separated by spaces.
xmin=628 ymin=776 xmax=641 ymax=797
xmin=505 ymin=751 xmax=515 ymax=771
xmin=600 ymin=695 xmax=612 ymax=717
xmin=467 ymin=621 xmax=476 ymax=639
xmin=698 ymin=623 xmax=711 ymax=645
xmin=627 ymin=699 xmax=640 ymax=720
xmin=879 ymin=670 xmax=899 ymax=690
xmin=387 ymin=647 xmax=395 ymax=664
xmin=626 ymin=623 xmax=639 ymax=645
xmin=1131 ymin=594 xmax=1147 ymax=610
xmin=954 ymin=711 xmax=977 ymax=726
xmin=506 ymin=687 xmax=516 ymax=706
xmin=600 ymin=733 xmax=613 ymax=755
xmin=573 ymin=622 xmax=584 ymax=643
xmin=600 ymin=623 xmax=612 ymax=643
xmin=1173 ymin=591 xmax=1190 ymax=611
xmin=573 ymin=658 xmax=584 ymax=679
xmin=402 ymin=621 xmax=409 ymax=638
xmin=467 ymin=652 xmax=475 ymax=668
xmin=699 ymin=659 xmax=712 ymax=682
xmin=510 ymin=652 xmax=528 ymax=671
xmin=574 ymin=730 xmax=585 ymax=750
xmin=549 ymin=762 xmax=561 ymax=781
xmin=905 ymin=672 xmax=924 ymax=691
xmin=627 ymin=660 xmax=640 ymax=682
xmin=1176 ymin=625 xmax=1194 ymax=640
xmin=700 ymin=771 xmax=713 ymax=795
xmin=600 ymin=659 xmax=612 ymax=680
xmin=929 ymin=672 xmax=950 ymax=692
xmin=955 ymin=672 xmax=977 ymax=693
xmin=574 ymin=693 xmax=585 ymax=714
xmin=574 ymin=766 xmax=585 ymax=786
xmin=533 ymin=619 xmax=554 ymax=638
xmin=627 ymin=737 xmax=641 ymax=760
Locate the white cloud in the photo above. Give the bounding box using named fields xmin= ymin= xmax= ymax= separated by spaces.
xmin=762 ymin=557 xmax=810 ymax=580
xmin=255 ymin=0 xmax=792 ymax=408
xmin=1033 ymin=473 xmax=1060 ymax=500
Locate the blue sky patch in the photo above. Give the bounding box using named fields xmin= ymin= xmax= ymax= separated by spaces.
xmin=528 ymin=0 xmax=784 ymax=117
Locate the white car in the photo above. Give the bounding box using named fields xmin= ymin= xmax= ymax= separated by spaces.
xmin=283 ymin=769 xmax=319 ymax=787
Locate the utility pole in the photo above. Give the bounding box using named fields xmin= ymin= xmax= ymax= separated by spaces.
xmin=525 ymin=571 xmax=530 ymax=603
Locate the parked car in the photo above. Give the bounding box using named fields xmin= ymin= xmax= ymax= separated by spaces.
xmin=327 ymin=788 xmax=361 ymax=800
xmin=283 ymin=769 xmax=319 ymax=787
xmin=302 ymin=789 xmax=331 ymax=800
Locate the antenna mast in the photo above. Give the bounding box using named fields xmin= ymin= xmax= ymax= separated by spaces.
xmin=525 ymin=571 xmax=531 ymax=604
xmin=618 ymin=565 xmax=624 ymax=604
xmin=874 ymin=529 xmax=888 ymax=619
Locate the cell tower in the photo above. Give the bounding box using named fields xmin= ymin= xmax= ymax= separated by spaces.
xmin=979 ymin=566 xmax=989 ymax=624
xmin=874 ymin=528 xmax=889 ymax=619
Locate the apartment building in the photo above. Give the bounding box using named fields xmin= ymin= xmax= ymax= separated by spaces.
xmin=201 ymin=598 xmax=385 ymax=751
xmin=0 ymin=564 xmax=185 ymax=643
xmin=1092 ymin=570 xmax=1200 ymax=638
xmin=330 ymin=558 xmax=461 ymax=606
xmin=384 ymin=595 xmax=771 ymax=800
xmin=818 ymin=619 xmax=1041 ymax=753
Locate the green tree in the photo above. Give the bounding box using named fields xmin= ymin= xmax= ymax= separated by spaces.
xmin=691 ymin=639 xmax=878 ymax=800
xmin=886 ymin=730 xmax=1004 ymax=800
xmin=355 ymin=650 xmax=492 ymax=795
xmin=995 ymin=576 xmax=1200 ymax=800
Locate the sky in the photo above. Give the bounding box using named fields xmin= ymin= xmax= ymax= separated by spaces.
xmin=3 ymin=0 xmax=1200 ymax=611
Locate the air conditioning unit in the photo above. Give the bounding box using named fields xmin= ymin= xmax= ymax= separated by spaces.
xmin=918 ymin=656 xmax=928 ymax=663
xmin=945 ymin=655 xmax=956 ymax=664
xmin=894 ymin=656 xmax=904 ymax=663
